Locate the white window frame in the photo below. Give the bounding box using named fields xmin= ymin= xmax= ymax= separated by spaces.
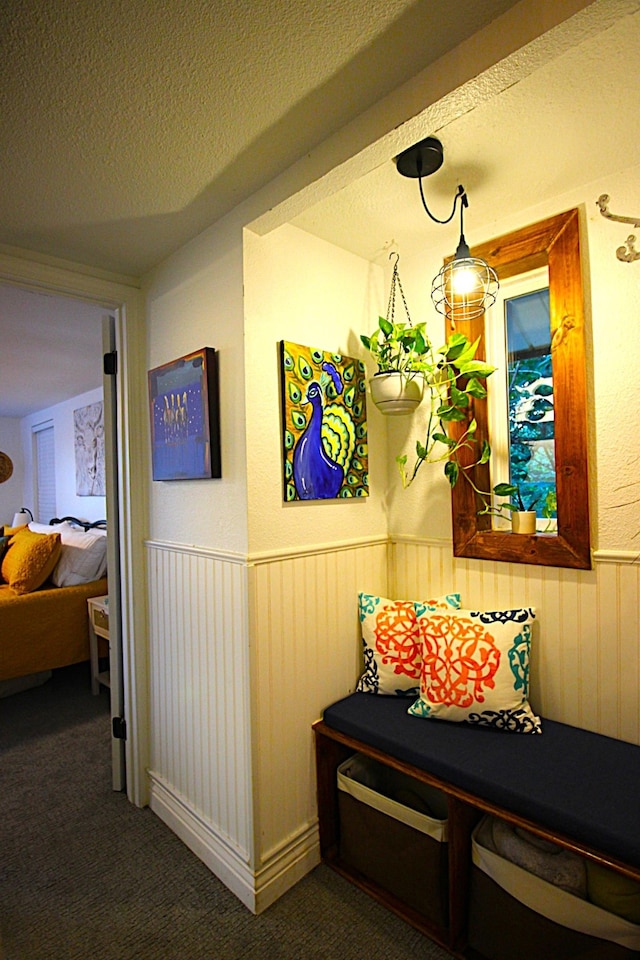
xmin=485 ymin=266 xmax=557 ymax=532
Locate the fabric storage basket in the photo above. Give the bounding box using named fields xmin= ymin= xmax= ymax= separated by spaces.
xmin=337 ymin=753 xmax=448 ymax=928
xmin=468 ymin=816 xmax=640 ymax=960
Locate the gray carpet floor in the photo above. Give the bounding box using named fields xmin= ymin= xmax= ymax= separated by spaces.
xmin=0 ymin=665 xmax=451 ymax=959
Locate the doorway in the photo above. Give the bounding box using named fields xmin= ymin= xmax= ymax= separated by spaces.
xmin=0 ymin=253 xmax=148 ymax=807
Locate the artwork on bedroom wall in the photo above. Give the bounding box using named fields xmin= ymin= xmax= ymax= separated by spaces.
xmin=280 ymin=341 xmax=368 ymax=501
xmin=74 ymin=401 xmax=106 ymax=496
xmin=148 ymin=347 xmax=221 ymax=481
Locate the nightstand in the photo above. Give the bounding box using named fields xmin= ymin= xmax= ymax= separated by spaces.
xmin=87 ymin=595 xmax=110 ymax=695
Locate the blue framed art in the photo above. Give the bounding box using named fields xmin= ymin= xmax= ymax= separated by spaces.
xmin=148 ymin=347 xmax=221 ymax=481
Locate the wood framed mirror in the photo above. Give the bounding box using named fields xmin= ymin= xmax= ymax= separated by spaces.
xmin=449 ymin=208 xmax=591 ymax=569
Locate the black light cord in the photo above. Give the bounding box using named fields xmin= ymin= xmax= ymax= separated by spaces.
xmin=417 ymin=180 xmax=466 ymax=225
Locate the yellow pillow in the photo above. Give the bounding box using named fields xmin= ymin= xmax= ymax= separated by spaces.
xmin=1 ymin=528 xmax=62 ymax=594
xmin=2 ymin=524 xmax=29 ymax=537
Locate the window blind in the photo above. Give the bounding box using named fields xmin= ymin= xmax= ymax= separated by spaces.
xmin=33 ymin=423 xmax=56 ymax=523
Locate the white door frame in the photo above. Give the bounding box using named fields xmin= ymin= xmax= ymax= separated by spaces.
xmin=0 ymin=248 xmax=150 ymax=807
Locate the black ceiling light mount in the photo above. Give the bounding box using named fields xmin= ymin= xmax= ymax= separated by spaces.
xmin=395 ymin=136 xmax=499 ymax=327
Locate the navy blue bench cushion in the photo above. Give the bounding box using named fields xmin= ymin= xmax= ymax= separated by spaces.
xmin=322 ymin=693 xmax=640 ymax=870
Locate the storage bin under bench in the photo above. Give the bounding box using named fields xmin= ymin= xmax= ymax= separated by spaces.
xmin=313 ymin=693 xmax=640 ymax=959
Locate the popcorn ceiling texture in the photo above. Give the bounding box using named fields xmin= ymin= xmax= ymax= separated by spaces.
xmin=0 ymin=0 xmax=521 ymax=274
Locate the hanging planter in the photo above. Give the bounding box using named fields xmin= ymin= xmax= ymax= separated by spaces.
xmin=361 ymin=253 xmax=428 ymax=416
xmin=369 ymin=371 xmax=424 ymax=415
xmin=359 ymin=251 xmax=495 ymax=490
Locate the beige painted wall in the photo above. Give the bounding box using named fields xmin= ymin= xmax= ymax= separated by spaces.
xmin=386 ymin=160 xmax=640 ymax=552
xmin=20 ymin=386 xmax=107 ymax=524
xmin=0 ymin=418 xmax=24 ymax=525
xmin=142 ymin=0 xmax=640 ymax=913
xmin=144 ymin=219 xmax=249 ymax=554
xmin=243 ymin=223 xmax=389 ymax=555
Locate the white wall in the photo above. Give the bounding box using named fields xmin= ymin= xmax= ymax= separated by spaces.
xmin=0 ymin=418 xmax=25 ymax=525
xmin=386 ymin=161 xmax=640 ymax=552
xmin=141 ymin=0 xmax=639 ymax=916
xmin=383 ymin=161 xmax=640 ymax=747
xmin=144 ymin=218 xmax=248 ymax=554
xmin=145 ymin=221 xmax=391 ymax=912
xmin=20 ymin=387 xmax=106 ymax=523
xmin=243 ymin=223 xmax=389 ymax=554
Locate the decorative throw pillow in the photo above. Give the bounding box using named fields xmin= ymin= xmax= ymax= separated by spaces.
xmin=356 ymin=591 xmax=462 ymax=696
xmin=408 ymin=607 xmax=541 ymax=733
xmin=25 ymin=521 xmax=107 ymax=586
xmin=2 ymin=524 xmax=29 ymax=537
xmin=51 ymin=528 xmax=108 ymax=587
xmin=1 ymin=528 xmax=62 ymax=595
xmin=28 ymin=521 xmax=69 ymax=534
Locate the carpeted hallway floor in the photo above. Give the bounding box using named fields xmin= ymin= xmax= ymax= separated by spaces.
xmin=0 ymin=664 xmax=451 ymax=959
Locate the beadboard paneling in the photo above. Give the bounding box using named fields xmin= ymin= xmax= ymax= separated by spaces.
xmin=249 ymin=539 xmax=388 ymax=864
xmin=390 ymin=539 xmax=640 ymax=745
xmin=146 ymin=542 xmax=252 ymax=861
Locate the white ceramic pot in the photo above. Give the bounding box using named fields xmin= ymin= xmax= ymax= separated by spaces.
xmin=369 ymin=372 xmax=424 ymax=416
xmin=511 ymin=511 xmax=537 ymax=534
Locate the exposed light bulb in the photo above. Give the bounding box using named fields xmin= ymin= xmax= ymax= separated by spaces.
xmin=451 ymin=261 xmax=481 ymax=295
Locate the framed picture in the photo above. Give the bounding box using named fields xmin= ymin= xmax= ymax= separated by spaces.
xmin=148 ymin=347 xmax=221 ymax=481
xmin=74 ymin=400 xmax=106 ymax=496
xmin=280 ymin=340 xmax=368 ymax=501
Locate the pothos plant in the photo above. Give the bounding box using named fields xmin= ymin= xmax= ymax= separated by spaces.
xmin=360 ymin=317 xmax=496 ymax=488
xmin=360 ymin=315 xmax=430 ymax=377
xmin=478 ymin=482 xmax=557 ymax=521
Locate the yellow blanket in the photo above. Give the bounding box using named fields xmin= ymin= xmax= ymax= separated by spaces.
xmin=0 ymin=577 xmax=108 ymax=680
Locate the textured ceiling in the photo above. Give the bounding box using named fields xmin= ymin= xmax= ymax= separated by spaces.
xmin=292 ymin=4 xmax=640 ymax=263
xmin=2 ymin=0 xmax=638 ymax=421
xmin=0 ymin=0 xmax=522 ymax=420
xmin=0 ymin=0 xmax=521 ymax=277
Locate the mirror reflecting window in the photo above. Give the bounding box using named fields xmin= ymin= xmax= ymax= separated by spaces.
xmin=449 ymin=208 xmax=591 ymax=569
xmin=486 ymin=268 xmax=557 ymax=532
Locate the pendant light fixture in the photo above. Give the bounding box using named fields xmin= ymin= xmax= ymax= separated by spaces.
xmin=395 ymin=136 xmax=498 ymax=327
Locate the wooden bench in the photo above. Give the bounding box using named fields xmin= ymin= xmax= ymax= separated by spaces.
xmin=313 ymin=693 xmax=640 ymax=959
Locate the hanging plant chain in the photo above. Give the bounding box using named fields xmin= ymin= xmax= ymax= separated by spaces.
xmin=387 ymin=253 xmax=412 ymax=327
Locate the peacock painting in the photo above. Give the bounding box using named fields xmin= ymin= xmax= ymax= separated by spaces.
xmin=280 ymin=341 xmax=368 ymax=501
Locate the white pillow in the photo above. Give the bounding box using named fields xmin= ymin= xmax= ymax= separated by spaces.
xmin=28 ymin=521 xmax=69 ymax=534
xmin=50 ymin=529 xmax=108 ymax=587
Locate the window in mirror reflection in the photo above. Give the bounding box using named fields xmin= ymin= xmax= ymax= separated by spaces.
xmin=486 ymin=267 xmax=557 ymax=532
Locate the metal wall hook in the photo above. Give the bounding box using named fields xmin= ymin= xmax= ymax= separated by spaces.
xmin=597 ymin=194 xmax=640 ymax=262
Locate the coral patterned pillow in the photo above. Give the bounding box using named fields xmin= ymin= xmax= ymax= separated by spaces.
xmin=356 ymin=592 xmax=462 ymax=696
xmin=408 ymin=607 xmax=541 ymax=733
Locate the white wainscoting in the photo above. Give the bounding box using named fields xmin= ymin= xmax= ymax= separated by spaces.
xmin=146 ymin=540 xmax=255 ymax=908
xmin=389 ymin=538 xmax=640 ymax=745
xmin=248 ymin=539 xmax=388 ymax=875
xmin=145 ymin=536 xmax=388 ymax=913
xmin=146 ymin=533 xmax=637 ymax=911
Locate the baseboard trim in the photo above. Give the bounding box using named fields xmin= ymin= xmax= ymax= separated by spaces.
xmin=254 ymin=822 xmax=321 ymax=913
xmin=149 ymin=772 xmax=256 ymax=911
xmin=148 ymin=772 xmax=320 ymax=914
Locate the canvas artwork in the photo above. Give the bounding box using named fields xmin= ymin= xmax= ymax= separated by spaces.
xmin=148 ymin=347 xmax=221 ymax=481
xmin=280 ymin=341 xmax=368 ymax=501
xmin=74 ymin=401 xmax=106 ymax=496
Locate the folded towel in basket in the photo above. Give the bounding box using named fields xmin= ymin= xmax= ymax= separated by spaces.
xmin=491 ymin=817 xmax=587 ymax=898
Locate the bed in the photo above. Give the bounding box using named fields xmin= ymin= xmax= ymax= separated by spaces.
xmin=0 ymin=517 xmax=108 ymax=685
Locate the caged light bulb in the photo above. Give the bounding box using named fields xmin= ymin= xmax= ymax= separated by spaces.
xmin=451 ymin=260 xmax=481 ymax=296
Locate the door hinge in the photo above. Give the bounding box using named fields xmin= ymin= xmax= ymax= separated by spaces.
xmin=112 ymin=716 xmax=127 ymax=740
xmin=104 ymin=350 xmax=117 ymax=376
